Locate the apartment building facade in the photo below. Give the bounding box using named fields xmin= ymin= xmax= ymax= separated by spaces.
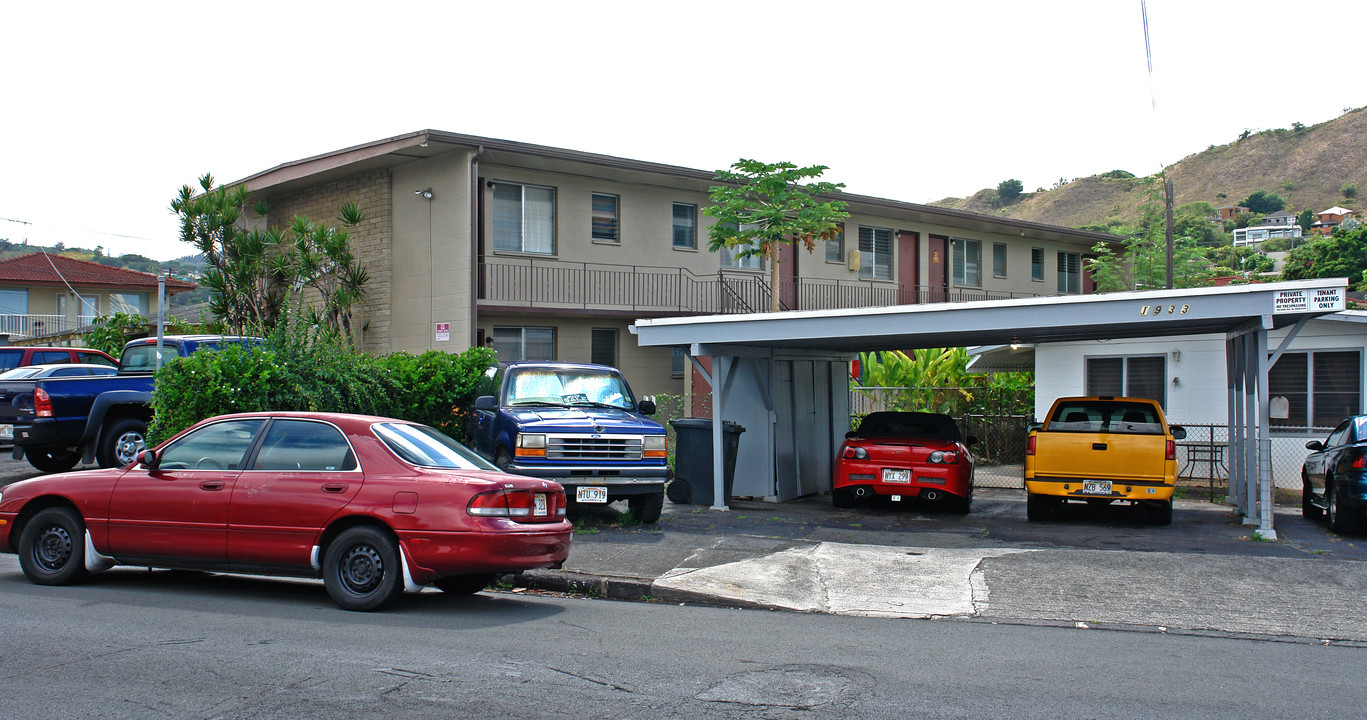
xmin=237 ymin=131 xmax=1120 ymax=396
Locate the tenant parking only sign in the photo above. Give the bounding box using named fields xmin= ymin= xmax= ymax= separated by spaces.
xmin=1273 ymin=287 xmax=1345 ymax=314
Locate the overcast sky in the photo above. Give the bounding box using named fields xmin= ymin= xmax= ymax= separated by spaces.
xmin=2 ymin=1 xmax=1362 ymax=262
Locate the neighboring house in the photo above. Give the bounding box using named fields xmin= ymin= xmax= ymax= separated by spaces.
xmin=0 ymin=253 xmax=196 ymax=340
xmin=1312 ymin=206 xmax=1356 ymax=234
xmin=1232 ymin=223 xmax=1303 ymax=246
xmin=234 ymin=130 xmax=1121 ymax=397
xmin=1261 ymin=210 xmax=1297 ymax=226
xmin=1217 ymin=205 xmax=1250 ymax=222
xmin=974 ymin=311 xmax=1367 ymax=489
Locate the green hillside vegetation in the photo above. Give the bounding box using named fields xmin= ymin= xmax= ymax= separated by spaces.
xmin=934 ymin=107 xmax=1367 ymax=230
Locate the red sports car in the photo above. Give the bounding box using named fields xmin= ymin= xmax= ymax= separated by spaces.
xmin=832 ymin=411 xmax=977 ymax=512
xmin=0 ymin=412 xmax=571 ymax=611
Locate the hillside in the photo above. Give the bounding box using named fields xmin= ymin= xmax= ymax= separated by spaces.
xmin=934 ymin=108 xmax=1367 ymax=229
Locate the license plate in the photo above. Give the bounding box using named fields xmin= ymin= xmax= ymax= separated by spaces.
xmin=576 ymin=486 xmax=609 ymax=503
xmin=883 ymin=468 xmax=911 ymax=484
xmin=1083 ymin=480 xmax=1113 ymax=495
xmin=533 ymin=493 xmax=548 ymax=517
xmin=0 ymin=424 xmax=10 ymax=440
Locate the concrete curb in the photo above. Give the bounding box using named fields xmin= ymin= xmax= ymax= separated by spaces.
xmin=513 ymin=569 xmax=780 ymax=611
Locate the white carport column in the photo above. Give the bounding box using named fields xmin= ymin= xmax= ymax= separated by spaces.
xmin=1255 ymin=325 xmax=1277 ymax=540
xmin=1244 ymin=330 xmax=1259 ymax=523
xmin=711 ymin=356 xmax=729 ymax=511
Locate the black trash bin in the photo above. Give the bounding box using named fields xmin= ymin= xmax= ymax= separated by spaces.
xmin=668 ymin=418 xmax=745 ymax=506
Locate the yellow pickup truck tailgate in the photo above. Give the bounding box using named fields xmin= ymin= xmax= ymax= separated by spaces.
xmin=1032 ymin=430 xmax=1168 ymax=482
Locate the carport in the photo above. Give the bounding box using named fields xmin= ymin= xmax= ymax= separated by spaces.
xmin=630 ymin=278 xmax=1349 ymax=540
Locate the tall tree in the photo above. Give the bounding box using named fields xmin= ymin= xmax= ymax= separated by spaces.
xmin=1086 ymin=176 xmax=1210 ymax=291
xmin=704 ymin=160 xmax=849 ymax=312
xmin=1280 ymin=226 xmax=1367 ymax=288
xmin=1240 ymin=189 xmax=1286 ymax=214
xmin=171 ymin=174 xmax=369 ymax=339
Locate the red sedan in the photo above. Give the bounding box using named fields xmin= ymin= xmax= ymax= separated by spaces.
xmin=0 ymin=412 xmax=571 ymax=611
xmin=832 ymin=411 xmax=977 ymax=513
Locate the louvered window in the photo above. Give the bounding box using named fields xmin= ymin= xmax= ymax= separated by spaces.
xmin=672 ymin=203 xmax=696 ymax=249
xmin=591 ymin=328 xmax=617 ymax=366
xmin=1058 ymin=251 xmax=1081 ymax=294
xmin=1086 ymin=355 xmax=1166 ymax=408
xmin=953 ymin=238 xmax=981 ymax=287
xmin=1270 ymin=350 xmax=1362 ymax=428
xmin=858 ymin=226 xmax=893 ymax=280
xmin=1031 ymin=247 xmax=1045 ymax=281
xmin=591 ymin=193 xmax=619 ymax=242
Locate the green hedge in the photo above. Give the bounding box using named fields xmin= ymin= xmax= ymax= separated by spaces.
xmin=148 ymin=339 xmax=495 ymax=446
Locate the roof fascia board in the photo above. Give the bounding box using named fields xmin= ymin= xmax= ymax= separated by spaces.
xmin=234 ymin=131 xmax=432 ymax=192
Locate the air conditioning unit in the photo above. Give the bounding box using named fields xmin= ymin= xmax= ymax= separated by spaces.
xmin=846 ymin=249 xmax=860 ymax=271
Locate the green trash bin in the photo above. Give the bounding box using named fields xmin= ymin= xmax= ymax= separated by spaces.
xmin=668 ymin=418 xmax=745 ymax=506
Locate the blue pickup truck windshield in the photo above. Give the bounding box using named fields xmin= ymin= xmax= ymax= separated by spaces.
xmin=507 ymin=369 xmax=634 ymax=410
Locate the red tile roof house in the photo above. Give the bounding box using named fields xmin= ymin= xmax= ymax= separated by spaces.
xmin=0 ymin=252 xmax=196 ymax=340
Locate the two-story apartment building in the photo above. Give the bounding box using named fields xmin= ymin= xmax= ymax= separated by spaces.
xmin=234 ymin=130 xmax=1121 ymax=396
xmin=0 ymin=252 xmax=195 ymax=340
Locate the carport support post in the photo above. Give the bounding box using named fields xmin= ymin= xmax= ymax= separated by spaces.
xmin=1244 ymin=330 xmax=1258 ymax=525
xmin=1255 ymin=325 xmax=1277 ymax=540
xmin=1225 ymin=334 xmax=1241 ymax=511
xmin=711 ymin=356 xmax=729 ymax=512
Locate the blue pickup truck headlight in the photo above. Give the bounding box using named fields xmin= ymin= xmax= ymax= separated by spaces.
xmin=644 ymin=435 xmax=667 ymax=459
xmin=515 ymin=433 xmax=546 ymax=458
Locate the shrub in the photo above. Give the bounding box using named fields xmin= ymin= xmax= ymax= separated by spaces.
xmin=148 ymin=319 xmax=495 ymax=445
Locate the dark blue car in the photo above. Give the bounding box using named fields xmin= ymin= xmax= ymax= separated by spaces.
xmin=1302 ymin=415 xmax=1367 ymax=533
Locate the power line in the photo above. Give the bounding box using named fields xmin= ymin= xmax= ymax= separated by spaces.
xmin=0 ymin=215 xmax=165 ymax=243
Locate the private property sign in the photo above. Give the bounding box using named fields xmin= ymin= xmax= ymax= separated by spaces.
xmin=1273 ymin=287 xmax=1345 ymax=314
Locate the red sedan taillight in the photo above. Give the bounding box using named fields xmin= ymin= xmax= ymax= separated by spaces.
xmin=468 ymin=488 xmax=566 ymax=522
xmin=34 ymin=388 xmax=53 ymax=418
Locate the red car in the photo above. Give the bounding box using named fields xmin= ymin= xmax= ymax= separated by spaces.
xmin=0 ymin=412 xmax=572 ymax=611
xmin=832 ymin=411 xmax=977 ymax=513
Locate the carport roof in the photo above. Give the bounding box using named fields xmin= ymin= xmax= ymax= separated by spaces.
xmin=630 ymin=279 xmax=1350 ymax=354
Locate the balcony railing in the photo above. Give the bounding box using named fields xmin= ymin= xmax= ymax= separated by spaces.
xmin=0 ymin=314 xmax=100 ymax=339
xmin=478 ymin=257 xmax=1044 ymax=315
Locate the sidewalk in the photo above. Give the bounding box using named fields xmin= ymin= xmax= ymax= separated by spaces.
xmin=517 ymin=488 xmax=1367 ymax=643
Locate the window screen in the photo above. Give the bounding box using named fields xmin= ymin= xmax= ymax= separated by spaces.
xmin=1085 ymin=355 xmax=1166 ymax=407
xmin=492 ymin=326 xmax=555 ymax=362
xmin=591 ymin=193 xmax=619 ymax=242
xmin=1031 ymin=247 xmax=1044 ymax=281
xmin=993 ymin=243 xmax=1007 ymax=278
xmin=825 ymin=224 xmax=845 ymax=263
xmin=491 ymin=182 xmax=555 ymax=254
xmin=953 ymin=239 xmax=981 ymax=287
xmin=1058 ymin=251 xmax=1081 ymax=294
xmin=858 ymin=226 xmax=893 ymax=280
xmin=672 ymin=203 xmax=696 ymax=249
xmin=591 ymin=328 xmax=618 ymax=366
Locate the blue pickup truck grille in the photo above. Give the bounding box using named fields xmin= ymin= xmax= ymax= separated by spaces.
xmin=546 ymin=434 xmax=643 ymax=461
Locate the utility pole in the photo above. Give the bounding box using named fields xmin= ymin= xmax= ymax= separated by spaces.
xmin=1165 ymin=175 xmax=1175 ymax=289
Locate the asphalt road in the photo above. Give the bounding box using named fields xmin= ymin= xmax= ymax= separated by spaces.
xmin=1 ymin=561 xmax=1365 ymax=720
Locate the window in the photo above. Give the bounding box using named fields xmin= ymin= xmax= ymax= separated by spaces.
xmin=672 ymin=347 xmax=686 ymax=378
xmin=858 ymin=226 xmax=893 ymax=280
xmin=720 ymin=242 xmax=762 ymax=270
xmin=1031 ymin=247 xmax=1044 ymax=281
xmin=32 ymin=351 xmax=71 ymax=364
xmin=672 ymin=203 xmax=696 ymax=249
xmin=1085 ymin=355 xmax=1167 ymax=407
xmin=77 ymin=351 xmax=117 ymax=367
xmin=109 ymin=292 xmax=146 ymax=315
xmin=1058 ymin=251 xmax=1081 ymax=294
xmin=825 ymin=224 xmax=846 ymax=263
xmin=375 ymin=422 xmax=498 ymax=470
xmin=1270 ymin=350 xmax=1361 ymax=427
xmin=252 ymin=419 xmax=356 ymax=471
xmin=0 ymin=289 xmax=27 ymax=316
xmin=591 ymin=327 xmax=618 ymax=366
xmin=492 ymin=326 xmax=555 ymax=362
xmin=78 ymin=294 xmax=98 ymax=318
xmin=159 ymin=419 xmax=265 ymax=471
xmin=992 ymin=243 xmax=1007 ymax=278
xmin=0 ymin=349 xmax=21 ymax=371
xmin=953 ymin=238 xmax=981 ymax=287
xmin=591 ymin=193 xmax=619 ymax=243
xmin=491 ymin=182 xmax=555 ymax=254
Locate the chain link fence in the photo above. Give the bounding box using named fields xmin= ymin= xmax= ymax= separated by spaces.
xmin=1169 ymin=422 xmax=1323 ymax=495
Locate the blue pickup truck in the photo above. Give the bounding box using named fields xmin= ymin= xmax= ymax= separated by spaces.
xmin=467 ymin=361 xmax=670 ymax=522
xmin=0 ymin=335 xmax=255 ymax=473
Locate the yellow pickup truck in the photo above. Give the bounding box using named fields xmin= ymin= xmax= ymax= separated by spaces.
xmin=1024 ymin=396 xmax=1185 ymax=525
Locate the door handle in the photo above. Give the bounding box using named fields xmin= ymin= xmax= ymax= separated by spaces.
xmin=1092 ymin=443 xmax=1107 ymax=450
xmin=199 ymin=481 xmax=225 ymax=491
xmin=322 ymin=483 xmax=349 ymax=494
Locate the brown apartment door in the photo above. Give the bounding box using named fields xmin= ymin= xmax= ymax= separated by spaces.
xmin=896 ymin=230 xmax=919 ymax=304
xmin=779 ymin=241 xmax=797 ymax=310
xmin=928 ymin=235 xmax=948 ymax=302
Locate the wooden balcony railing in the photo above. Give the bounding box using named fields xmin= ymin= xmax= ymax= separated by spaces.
xmin=478 ymin=257 xmax=1044 ymax=315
